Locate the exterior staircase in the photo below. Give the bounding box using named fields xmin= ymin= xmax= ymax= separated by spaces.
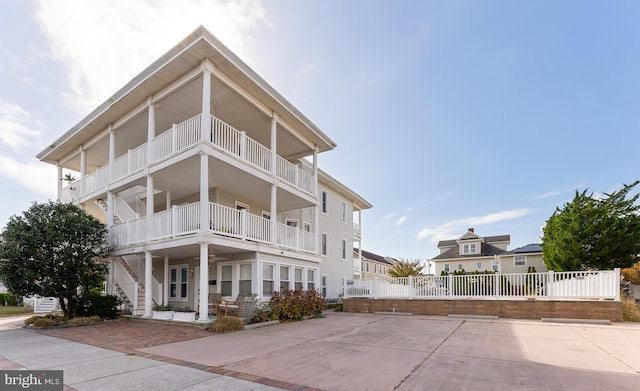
xmin=114 ymin=256 xmax=146 ymax=316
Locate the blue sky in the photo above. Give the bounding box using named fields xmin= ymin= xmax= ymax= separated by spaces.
xmin=1 ymin=1 xmax=639 ymax=267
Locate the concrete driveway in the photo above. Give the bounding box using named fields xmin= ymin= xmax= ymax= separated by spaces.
xmin=2 ymin=311 xmax=640 ymax=390
xmin=141 ymin=312 xmax=640 ymax=390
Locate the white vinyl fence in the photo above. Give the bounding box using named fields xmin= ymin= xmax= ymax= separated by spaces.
xmin=345 ymin=269 xmax=621 ymax=301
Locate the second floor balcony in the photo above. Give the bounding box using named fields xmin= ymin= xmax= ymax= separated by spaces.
xmin=111 ymin=201 xmax=316 ymax=254
xmin=62 ymin=113 xmax=315 ymax=202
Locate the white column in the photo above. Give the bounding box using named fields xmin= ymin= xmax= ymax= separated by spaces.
xmin=57 ymin=165 xmax=63 ymax=200
xmin=200 ymin=153 xmax=209 ymax=232
xmin=147 ymin=99 xmax=155 ymax=164
xmin=79 ymin=146 xmax=86 ymax=196
xmin=144 ymin=251 xmax=153 ymax=317
xmin=146 ymin=175 xmax=154 ymax=240
xmin=313 ymin=146 xmax=319 ymax=254
xmin=163 ymin=256 xmax=169 ymax=306
xmin=270 ymin=184 xmax=277 ymax=245
xmin=313 ymin=146 xmax=318 ymax=196
xmin=166 ymin=191 xmax=172 ymax=210
xmin=108 ymin=125 xmax=115 ymax=181
xmin=198 ymin=243 xmax=209 ymax=321
xmin=201 ymin=65 xmax=212 ymax=141
xmin=107 ymin=191 xmax=114 ymax=245
xmin=270 ymin=113 xmax=277 ymax=175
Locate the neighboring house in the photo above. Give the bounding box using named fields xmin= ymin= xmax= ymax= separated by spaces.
xmin=353 ymin=248 xmax=397 ymax=279
xmin=432 ymin=228 xmax=547 ymax=275
xmin=36 ymin=26 xmax=371 ymax=319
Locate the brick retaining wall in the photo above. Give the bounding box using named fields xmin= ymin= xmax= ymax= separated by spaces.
xmin=343 ymin=298 xmax=622 ymax=322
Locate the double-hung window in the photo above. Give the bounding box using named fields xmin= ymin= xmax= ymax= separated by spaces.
xmin=169 ymin=265 xmax=188 ymax=300
xmin=280 ymin=266 xmax=290 ymax=291
xmin=294 ymin=268 xmax=303 ymax=291
xmin=263 ymin=264 xmax=274 ymax=296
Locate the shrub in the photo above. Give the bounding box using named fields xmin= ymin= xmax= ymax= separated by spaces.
xmin=69 ymin=316 xmax=102 ymax=325
xmin=622 ymin=298 xmax=640 ymax=322
xmin=247 ymin=303 xmax=272 ymax=324
xmin=212 ymin=315 xmax=244 ymax=333
xmin=269 ymin=290 xmax=327 ymax=321
xmin=0 ymin=293 xmax=18 ymax=306
xmin=75 ymin=292 xmax=121 ymax=319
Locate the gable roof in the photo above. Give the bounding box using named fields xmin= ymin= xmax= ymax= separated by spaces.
xmin=432 ymin=243 xmax=506 ymax=260
xmin=354 ymin=248 xmax=395 ymax=265
xmin=437 ymin=234 xmax=510 ymax=249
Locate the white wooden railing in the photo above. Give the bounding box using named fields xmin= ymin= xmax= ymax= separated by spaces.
xmin=345 ymin=269 xmax=621 ymax=301
xmin=113 ymin=260 xmax=139 ymax=313
xmin=61 ymin=113 xmax=315 ymax=201
xmin=111 ymin=201 xmax=313 ymax=253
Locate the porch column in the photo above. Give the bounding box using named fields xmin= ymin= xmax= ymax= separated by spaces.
xmin=108 ymin=125 xmax=115 ymax=181
xmin=270 ymin=184 xmax=277 ymax=245
xmin=166 ymin=191 xmax=172 ymax=210
xmin=147 ymin=98 xmax=155 ymax=163
xmin=198 ymin=243 xmax=209 ymax=321
xmin=144 ymin=251 xmax=153 ymax=317
xmin=106 ymin=191 xmax=114 ymax=245
xmin=163 ymin=256 xmax=169 ymax=306
xmin=200 ymin=153 xmax=209 ymax=232
xmin=200 ymin=64 xmax=212 ymax=141
xmin=56 ymin=164 xmax=62 ymax=200
xmin=146 ymin=175 xmax=154 ymax=240
xmin=313 ymin=146 xmax=319 ymax=254
xmin=270 ymin=113 xmax=278 ymax=245
xmin=79 ymin=146 xmax=86 ymax=196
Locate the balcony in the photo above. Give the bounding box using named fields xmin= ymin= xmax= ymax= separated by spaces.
xmin=111 ymin=201 xmax=316 ymax=254
xmin=61 ymin=113 xmax=315 ymax=201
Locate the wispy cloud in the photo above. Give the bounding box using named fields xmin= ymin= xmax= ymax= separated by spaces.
xmin=0 ymin=156 xmax=57 ymax=197
xmin=416 ymin=208 xmax=533 ymax=243
xmin=533 ymin=184 xmax=584 ymax=200
xmin=35 ymin=0 xmax=267 ymax=114
xmin=383 ymin=212 xmax=397 ymax=220
xmin=395 ymin=216 xmax=408 ymax=226
xmin=0 ymin=98 xmax=43 ymax=152
xmin=436 ymin=191 xmax=454 ymax=200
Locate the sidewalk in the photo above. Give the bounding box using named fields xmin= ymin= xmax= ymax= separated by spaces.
xmin=2 ymin=312 xmax=640 ymax=390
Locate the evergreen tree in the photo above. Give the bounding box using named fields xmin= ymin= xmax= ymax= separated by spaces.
xmin=542 ymin=181 xmax=640 ymax=271
xmin=0 ymin=201 xmax=108 ymax=319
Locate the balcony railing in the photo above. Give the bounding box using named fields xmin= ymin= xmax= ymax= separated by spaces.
xmin=110 ymin=201 xmax=315 ymax=254
xmin=64 ymin=113 xmax=316 ymax=199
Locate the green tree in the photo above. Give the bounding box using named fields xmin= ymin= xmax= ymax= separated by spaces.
xmin=0 ymin=201 xmax=108 ymax=319
xmin=542 ymin=181 xmax=640 ymax=271
xmin=388 ymin=258 xmax=424 ymax=277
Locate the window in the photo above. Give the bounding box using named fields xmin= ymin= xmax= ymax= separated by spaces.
xmin=341 ymin=239 xmax=347 ymax=259
xmin=280 ymin=265 xmax=290 ymax=291
xmin=308 ymin=269 xmax=316 ymax=290
xmin=169 ymin=265 xmax=188 ymax=300
xmin=263 ymin=264 xmax=274 ymax=296
xmin=374 ymin=264 xmax=377 ymax=274
xmin=476 ymin=262 xmax=482 ymax=269
xmin=463 ymin=243 xmax=477 ymax=254
xmin=444 ymin=264 xmax=450 ymax=273
xmin=491 ymin=260 xmax=499 ymax=271
xmin=286 ymin=219 xmax=298 ymax=228
xmin=221 ymin=265 xmax=232 ymax=296
xmin=321 ymin=233 xmax=327 ymax=255
xmin=321 ymin=191 xmax=328 ymax=214
xmin=262 ymin=211 xmax=271 ymax=220
xmin=239 ymin=264 xmax=252 ymax=295
xmin=514 ymin=256 xmax=527 ymax=266
xmin=235 ymin=202 xmax=249 ymax=212
xmin=361 ymin=261 xmax=365 ymax=272
xmin=295 ymin=268 xmax=303 ymax=291
xmin=303 ymin=222 xmax=311 ymax=232
xmin=341 ymin=201 xmax=347 ymax=223
xmin=366 ymin=262 xmax=369 ymax=272
xmin=458 ymin=264 xmax=463 ymax=270
xmin=321 ymin=275 xmax=328 ymax=297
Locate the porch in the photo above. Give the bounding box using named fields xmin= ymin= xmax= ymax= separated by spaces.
xmin=110 ymin=201 xmax=316 ymax=253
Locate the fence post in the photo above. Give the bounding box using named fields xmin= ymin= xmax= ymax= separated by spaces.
xmin=448 ymin=274 xmax=453 ymax=298
xmin=494 ymin=273 xmax=499 ymax=297
xmin=408 ymin=275 xmax=414 ymax=299
xmin=373 ymin=278 xmax=378 ymax=299
xmin=614 ymin=268 xmax=621 ymax=301
xmin=548 ymin=270 xmax=554 ymax=298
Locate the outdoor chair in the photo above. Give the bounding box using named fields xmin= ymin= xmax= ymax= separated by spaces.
xmin=216 ymin=294 xmax=245 ymax=317
xmin=209 ymin=293 xmax=222 ymax=315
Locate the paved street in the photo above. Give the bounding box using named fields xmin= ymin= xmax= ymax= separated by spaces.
xmin=1 ymin=311 xmax=640 ymax=390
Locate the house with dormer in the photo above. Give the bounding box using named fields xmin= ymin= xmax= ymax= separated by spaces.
xmin=432 ymin=228 xmax=546 ymax=275
xmin=36 ymin=26 xmax=371 ymax=319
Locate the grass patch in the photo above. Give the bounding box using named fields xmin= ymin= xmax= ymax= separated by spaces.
xmin=0 ymin=306 xmax=32 ymax=318
xmin=622 ymin=298 xmax=640 ymax=322
xmin=212 ymin=315 xmax=244 ymax=333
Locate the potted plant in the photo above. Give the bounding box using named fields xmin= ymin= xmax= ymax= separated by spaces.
xmin=152 ymin=303 xmax=174 ymax=320
xmin=173 ymin=306 xmax=196 ymax=322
